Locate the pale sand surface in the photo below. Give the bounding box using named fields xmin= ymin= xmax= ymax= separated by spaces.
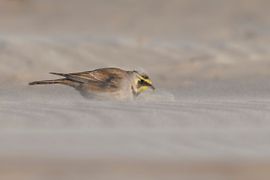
xmin=1 ymin=0 xmax=270 ymax=179
xmin=1 ymin=87 xmax=270 ymax=179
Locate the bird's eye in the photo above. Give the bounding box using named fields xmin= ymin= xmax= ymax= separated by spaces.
xmin=138 ymin=79 xmax=144 ymax=85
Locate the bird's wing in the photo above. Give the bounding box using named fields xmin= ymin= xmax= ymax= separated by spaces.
xmin=51 ymin=68 xmax=127 ymax=88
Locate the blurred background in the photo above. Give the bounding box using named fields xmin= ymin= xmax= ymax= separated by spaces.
xmin=1 ymin=0 xmax=270 ymax=89
xmin=1 ymin=0 xmax=270 ymax=179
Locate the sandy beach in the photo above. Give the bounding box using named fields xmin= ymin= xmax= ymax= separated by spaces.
xmin=1 ymin=0 xmax=270 ymax=179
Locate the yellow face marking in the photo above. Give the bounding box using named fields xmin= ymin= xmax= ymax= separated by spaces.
xmin=143 ymin=78 xmax=152 ymax=85
xmin=138 ymin=75 xmax=152 ymax=84
xmin=138 ymin=85 xmax=149 ymax=93
xmin=135 ymin=75 xmax=154 ymax=93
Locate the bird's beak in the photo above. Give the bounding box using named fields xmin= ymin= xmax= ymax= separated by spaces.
xmin=149 ymin=84 xmax=155 ymax=91
xmin=145 ymin=81 xmax=155 ymax=91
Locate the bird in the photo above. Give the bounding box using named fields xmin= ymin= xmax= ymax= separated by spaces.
xmin=29 ymin=67 xmax=155 ymax=100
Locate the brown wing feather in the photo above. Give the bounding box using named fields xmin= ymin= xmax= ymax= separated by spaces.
xmin=69 ymin=68 xmax=127 ymax=81
xmin=52 ymin=68 xmax=129 ymax=92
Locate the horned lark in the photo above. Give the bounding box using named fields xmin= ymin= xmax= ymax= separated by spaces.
xmin=29 ymin=67 xmax=155 ymax=100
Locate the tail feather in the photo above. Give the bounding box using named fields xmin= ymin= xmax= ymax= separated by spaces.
xmin=29 ymin=79 xmax=65 ymax=85
xmin=50 ymin=72 xmax=67 ymax=77
xmin=29 ymin=79 xmax=80 ymax=88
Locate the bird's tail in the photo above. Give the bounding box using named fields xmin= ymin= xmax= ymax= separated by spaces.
xmin=29 ymin=79 xmax=66 ymax=85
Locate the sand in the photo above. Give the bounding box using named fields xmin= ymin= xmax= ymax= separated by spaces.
xmin=1 ymin=0 xmax=270 ymax=179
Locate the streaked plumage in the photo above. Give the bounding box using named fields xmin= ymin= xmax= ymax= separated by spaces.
xmin=29 ymin=67 xmax=155 ymax=100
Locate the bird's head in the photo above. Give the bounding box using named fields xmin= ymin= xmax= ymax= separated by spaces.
xmin=130 ymin=71 xmax=155 ymax=96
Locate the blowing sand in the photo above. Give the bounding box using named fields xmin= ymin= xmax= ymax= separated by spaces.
xmin=1 ymin=0 xmax=270 ymax=179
